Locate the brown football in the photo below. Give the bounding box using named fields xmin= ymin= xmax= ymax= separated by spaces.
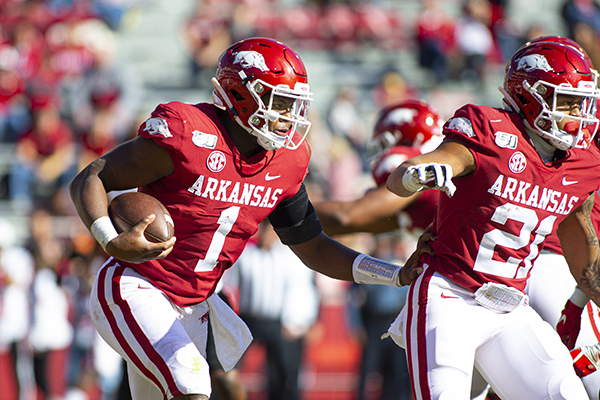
xmin=108 ymin=192 xmax=174 ymax=243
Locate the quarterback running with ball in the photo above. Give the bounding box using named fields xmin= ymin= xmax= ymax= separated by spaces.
xmin=69 ymin=38 xmax=425 ymax=400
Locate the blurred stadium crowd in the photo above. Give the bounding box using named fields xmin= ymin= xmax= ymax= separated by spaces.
xmin=0 ymin=0 xmax=598 ymax=399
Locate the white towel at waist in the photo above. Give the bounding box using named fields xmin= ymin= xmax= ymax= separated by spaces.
xmin=206 ymin=293 xmax=253 ymax=371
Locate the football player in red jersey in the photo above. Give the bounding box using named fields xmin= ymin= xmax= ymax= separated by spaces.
xmin=69 ymin=37 xmax=425 ymax=400
xmin=315 ymin=99 xmax=443 ymax=237
xmin=386 ymin=40 xmax=600 ymax=399
xmin=517 ymin=36 xmax=600 ymax=399
xmin=315 ymin=101 xmax=498 ymax=399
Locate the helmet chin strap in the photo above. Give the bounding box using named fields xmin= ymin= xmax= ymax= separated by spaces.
xmin=498 ymin=86 xmax=521 ymax=115
xmin=526 ymin=127 xmax=559 ymax=162
xmin=256 ymin=136 xmax=279 ymax=151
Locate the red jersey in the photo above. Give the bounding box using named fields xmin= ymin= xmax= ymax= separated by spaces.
xmin=543 ymin=191 xmax=600 ymax=255
xmin=121 ymin=102 xmax=311 ymax=307
xmin=423 ymin=104 xmax=600 ymax=293
xmin=372 ymin=145 xmax=439 ymax=232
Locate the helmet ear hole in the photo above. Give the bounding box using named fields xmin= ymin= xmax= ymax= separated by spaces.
xmin=230 ymin=89 xmax=245 ymax=102
xmin=516 ymin=93 xmax=529 ymax=105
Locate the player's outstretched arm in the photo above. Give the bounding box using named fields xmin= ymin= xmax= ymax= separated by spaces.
xmin=288 ymin=231 xmax=429 ymax=286
xmin=386 ymin=139 xmax=475 ymax=198
xmin=314 ymin=186 xmax=419 ymax=236
xmin=558 ymin=192 xmax=600 ymax=307
xmin=69 ymin=137 xmax=176 ymax=262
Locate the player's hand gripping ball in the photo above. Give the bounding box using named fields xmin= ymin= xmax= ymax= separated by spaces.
xmin=108 ymin=192 xmax=175 ymax=243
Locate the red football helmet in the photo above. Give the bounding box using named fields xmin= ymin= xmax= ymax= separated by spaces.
xmin=524 ymin=36 xmax=598 ymax=83
xmin=212 ymin=37 xmax=313 ymax=150
xmin=369 ymin=100 xmax=443 ymax=157
xmin=502 ymin=40 xmax=600 ymax=150
xmin=524 ymin=36 xmax=599 ymax=120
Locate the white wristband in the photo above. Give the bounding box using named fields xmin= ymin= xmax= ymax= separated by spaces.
xmin=570 ymin=287 xmax=590 ymax=308
xmin=402 ymin=169 xmax=424 ymax=193
xmin=352 ymin=254 xmax=402 ymax=286
xmin=90 ymin=216 xmax=119 ymax=251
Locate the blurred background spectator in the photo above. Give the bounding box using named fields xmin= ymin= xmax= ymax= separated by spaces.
xmin=415 ymin=0 xmax=456 ymax=84
xmin=0 ymin=218 xmax=34 ymax=400
xmin=181 ymin=0 xmax=233 ymax=88
xmin=562 ymin=0 xmax=600 ymax=38
xmin=454 ymin=0 xmax=496 ymax=84
xmin=27 ymin=208 xmax=74 ymax=400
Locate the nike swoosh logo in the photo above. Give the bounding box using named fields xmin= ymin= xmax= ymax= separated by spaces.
xmin=441 ymin=292 xmax=459 ymax=299
xmin=562 ymin=177 xmax=578 ymax=186
xmin=265 ymin=173 xmax=281 ymax=181
xmin=558 ymin=314 xmax=567 ymax=325
xmin=138 ymin=284 xmax=152 ymax=289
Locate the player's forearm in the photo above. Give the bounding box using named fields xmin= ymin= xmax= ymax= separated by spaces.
xmin=386 ymin=164 xmax=414 ymax=197
xmin=290 ymin=233 xmax=358 ymax=282
xmin=387 ymin=140 xmax=475 ymax=198
xmin=289 ymin=232 xmax=423 ymax=286
xmin=559 ymin=194 xmax=600 ymax=306
xmin=315 ymin=204 xmax=398 ymax=236
xmin=576 ymin=258 xmax=600 ymax=307
xmin=313 ymin=201 xmax=355 ymax=236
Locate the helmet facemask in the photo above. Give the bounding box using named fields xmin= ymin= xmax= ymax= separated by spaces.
xmin=243 ymin=72 xmax=312 ymax=151
xmin=367 ymin=130 xmax=396 ymax=159
xmin=523 ymin=79 xmax=600 ymax=150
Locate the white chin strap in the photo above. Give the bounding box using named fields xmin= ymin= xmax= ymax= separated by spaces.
xmin=256 ymin=136 xmax=280 ymax=151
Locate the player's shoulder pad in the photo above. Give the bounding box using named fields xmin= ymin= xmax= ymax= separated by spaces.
xmin=139 ymin=101 xmax=194 ymax=144
xmin=443 ymin=104 xmax=503 ymax=140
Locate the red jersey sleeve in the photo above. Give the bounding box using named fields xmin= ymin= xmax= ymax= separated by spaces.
xmin=138 ymin=102 xmax=187 ymax=162
xmin=442 ymin=104 xmax=503 ymax=164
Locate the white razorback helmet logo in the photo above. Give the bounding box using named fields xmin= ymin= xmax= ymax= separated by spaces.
xmin=232 ymin=51 xmax=269 ymax=72
xmin=384 ymin=108 xmax=417 ymax=126
xmin=516 ymin=54 xmax=554 ymax=72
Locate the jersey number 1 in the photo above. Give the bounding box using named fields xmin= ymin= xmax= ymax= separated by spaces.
xmin=195 ymin=206 xmax=240 ymax=272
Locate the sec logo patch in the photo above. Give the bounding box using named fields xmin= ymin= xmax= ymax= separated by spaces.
xmin=207 ymin=151 xmax=226 ymax=172
xmin=508 ymin=151 xmax=526 ymax=173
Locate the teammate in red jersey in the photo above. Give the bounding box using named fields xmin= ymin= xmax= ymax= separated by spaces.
xmin=315 ymin=99 xmax=442 ymax=237
xmin=69 ymin=37 xmax=425 ymax=400
xmin=386 ymin=39 xmax=600 ymax=400
xmin=315 ymin=101 xmax=497 ymax=399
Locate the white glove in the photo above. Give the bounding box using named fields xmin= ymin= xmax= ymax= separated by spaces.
xmin=402 ymin=163 xmax=456 ymax=197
